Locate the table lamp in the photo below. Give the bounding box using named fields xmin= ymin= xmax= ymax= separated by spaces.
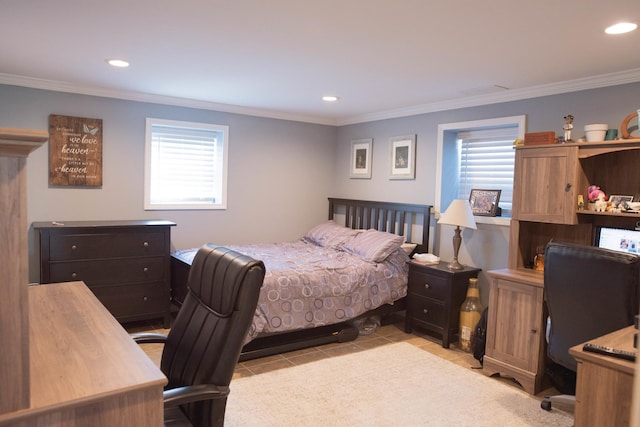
xmin=438 ymin=199 xmax=477 ymax=270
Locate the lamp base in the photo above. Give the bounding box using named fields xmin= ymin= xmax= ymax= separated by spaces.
xmin=447 ymin=259 xmax=464 ymax=270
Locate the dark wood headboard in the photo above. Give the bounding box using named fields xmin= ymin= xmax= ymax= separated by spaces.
xmin=328 ymin=198 xmax=432 ymax=253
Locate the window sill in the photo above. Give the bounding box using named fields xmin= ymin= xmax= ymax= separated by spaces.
xmin=475 ymin=216 xmax=511 ymax=227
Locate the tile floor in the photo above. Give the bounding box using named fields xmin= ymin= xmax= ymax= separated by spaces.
xmin=126 ymin=313 xmax=555 ymax=400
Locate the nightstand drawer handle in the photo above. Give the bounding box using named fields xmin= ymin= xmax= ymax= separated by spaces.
xmin=423 ymin=309 xmax=428 ymax=314
xmin=424 ymin=283 xmax=430 ymax=290
xmin=71 ymin=245 xmax=77 ymax=250
xmin=143 ymin=296 xmax=148 ymax=301
xmin=71 ymin=272 xmax=77 ymax=278
xmin=143 ymin=267 xmax=149 ymax=273
xmin=143 ymin=241 xmax=149 ymax=248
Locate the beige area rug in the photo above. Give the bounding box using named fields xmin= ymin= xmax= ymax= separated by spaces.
xmin=225 ymin=342 xmax=573 ymax=427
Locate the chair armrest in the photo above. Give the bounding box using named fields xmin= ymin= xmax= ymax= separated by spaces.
xmin=130 ymin=332 xmax=168 ymax=344
xmin=163 ymin=384 xmax=230 ymax=408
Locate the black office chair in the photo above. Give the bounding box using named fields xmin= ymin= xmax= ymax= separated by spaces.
xmin=132 ymin=245 xmax=265 ymax=427
xmin=541 ymin=242 xmax=639 ymax=412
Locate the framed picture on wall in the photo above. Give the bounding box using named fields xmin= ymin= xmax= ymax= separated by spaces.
xmin=350 ymin=138 xmax=373 ymax=179
xmin=469 ymin=189 xmax=501 ymax=216
xmin=389 ymin=134 xmax=416 ymax=179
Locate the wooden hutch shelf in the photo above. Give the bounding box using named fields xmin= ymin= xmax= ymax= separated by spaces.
xmin=484 ymin=137 xmax=640 ymax=395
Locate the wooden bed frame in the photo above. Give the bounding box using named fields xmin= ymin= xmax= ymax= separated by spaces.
xmin=170 ymin=197 xmax=432 ymax=361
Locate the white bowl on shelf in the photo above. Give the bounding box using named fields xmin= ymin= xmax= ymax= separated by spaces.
xmin=584 ymin=124 xmax=608 ymax=142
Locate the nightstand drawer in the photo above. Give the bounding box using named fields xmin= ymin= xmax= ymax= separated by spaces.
xmin=49 ymin=231 xmax=166 ymax=260
xmin=49 ymin=256 xmax=166 ymax=285
xmin=405 ymin=261 xmax=481 ymax=348
xmin=408 ymin=270 xmax=448 ymax=301
xmin=408 ymin=295 xmax=445 ymax=328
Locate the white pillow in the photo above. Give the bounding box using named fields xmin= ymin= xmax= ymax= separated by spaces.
xmin=401 ymin=242 xmax=417 ymax=255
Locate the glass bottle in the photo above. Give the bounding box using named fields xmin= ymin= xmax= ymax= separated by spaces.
xmin=459 ymin=278 xmax=482 ymax=352
xmin=533 ymin=245 xmax=545 ymax=271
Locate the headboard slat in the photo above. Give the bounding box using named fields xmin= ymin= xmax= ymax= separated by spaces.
xmin=328 ymin=198 xmax=432 ymax=254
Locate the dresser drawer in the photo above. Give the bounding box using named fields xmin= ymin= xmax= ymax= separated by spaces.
xmin=90 ymin=282 xmax=168 ymax=320
xmin=49 ymin=231 xmax=166 ymax=260
xmin=407 ymin=295 xmax=445 ymax=329
xmin=408 ymin=270 xmax=448 ymax=301
xmin=49 ymin=256 xmax=166 ymax=285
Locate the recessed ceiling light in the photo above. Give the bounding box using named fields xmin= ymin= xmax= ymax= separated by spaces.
xmin=605 ymin=22 xmax=637 ymax=34
xmin=107 ymin=59 xmax=130 ymax=68
xmin=322 ymin=95 xmax=339 ymax=102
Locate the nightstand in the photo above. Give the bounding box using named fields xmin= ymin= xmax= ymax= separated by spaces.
xmin=404 ymin=261 xmax=481 ymax=348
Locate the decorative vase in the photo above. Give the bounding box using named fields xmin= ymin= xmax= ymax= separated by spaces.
xmin=459 ymin=278 xmax=482 ymax=352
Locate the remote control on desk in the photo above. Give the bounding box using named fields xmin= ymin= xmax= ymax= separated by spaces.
xmin=583 ymin=343 xmax=637 ymax=362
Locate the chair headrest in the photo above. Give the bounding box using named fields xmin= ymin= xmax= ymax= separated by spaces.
xmin=187 ymin=244 xmax=265 ymax=316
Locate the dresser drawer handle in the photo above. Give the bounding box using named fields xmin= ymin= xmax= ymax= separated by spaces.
xmin=143 ymin=242 xmax=149 ymax=248
xmin=71 ymin=245 xmax=77 ymax=250
xmin=424 ymin=283 xmax=430 ymax=290
xmin=143 ymin=296 xmax=148 ymax=301
xmin=71 ymin=272 xmax=77 ymax=278
xmin=143 ymin=267 xmax=149 ymax=273
xmin=423 ymin=308 xmax=428 ymax=314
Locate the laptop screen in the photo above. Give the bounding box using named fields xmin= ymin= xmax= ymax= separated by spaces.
xmin=596 ymin=227 xmax=640 ymax=255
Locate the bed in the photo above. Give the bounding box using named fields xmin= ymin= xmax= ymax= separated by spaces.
xmin=170 ymin=198 xmax=432 ymax=360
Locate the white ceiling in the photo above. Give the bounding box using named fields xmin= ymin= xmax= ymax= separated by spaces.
xmin=1 ymin=0 xmax=639 ymax=125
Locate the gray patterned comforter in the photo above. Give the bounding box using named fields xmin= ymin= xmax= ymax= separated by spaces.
xmin=173 ymin=240 xmax=409 ymax=343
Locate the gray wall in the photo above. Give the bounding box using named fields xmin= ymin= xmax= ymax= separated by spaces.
xmin=334 ymin=81 xmax=640 ymax=304
xmin=0 ymin=85 xmax=336 ymax=282
xmin=3 ymin=81 xmax=639 ymax=298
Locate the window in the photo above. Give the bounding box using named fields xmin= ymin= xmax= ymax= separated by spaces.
xmin=436 ymin=116 xmax=525 ymax=224
xmin=144 ymin=118 xmax=228 ymax=210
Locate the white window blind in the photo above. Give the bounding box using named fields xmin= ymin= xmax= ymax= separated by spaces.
xmin=145 ymin=119 xmax=228 ymax=210
xmin=457 ymin=127 xmax=516 ymax=214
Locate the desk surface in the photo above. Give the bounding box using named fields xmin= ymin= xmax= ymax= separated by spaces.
xmin=0 ymin=281 xmax=167 ymax=426
xmin=570 ymin=325 xmax=637 ymax=375
xmin=570 ymin=325 xmax=637 ymax=427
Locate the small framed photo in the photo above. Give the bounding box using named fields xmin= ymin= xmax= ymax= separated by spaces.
xmin=469 ymin=189 xmax=502 ymax=216
xmin=609 ymin=195 xmax=634 ymax=209
xmin=389 ymin=134 xmax=416 ymax=180
xmin=350 ymin=138 xmax=373 ymax=179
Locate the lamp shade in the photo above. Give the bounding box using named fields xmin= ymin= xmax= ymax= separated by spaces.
xmin=438 ymin=199 xmax=477 ymax=230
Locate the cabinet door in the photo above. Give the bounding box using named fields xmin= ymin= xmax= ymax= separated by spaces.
xmin=512 ymin=146 xmax=578 ymax=224
xmin=485 ymin=277 xmax=544 ymax=373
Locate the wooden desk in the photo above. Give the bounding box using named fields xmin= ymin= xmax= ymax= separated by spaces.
xmin=570 ymin=325 xmax=637 ymax=427
xmin=0 ymin=281 xmax=167 ymax=426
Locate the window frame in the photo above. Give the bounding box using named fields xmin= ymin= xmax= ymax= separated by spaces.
xmin=144 ymin=118 xmax=229 ymax=211
xmin=435 ymin=115 xmax=526 ymax=226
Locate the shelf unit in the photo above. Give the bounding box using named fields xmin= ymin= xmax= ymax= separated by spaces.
xmin=511 ymin=138 xmax=640 ymax=271
xmin=0 ymin=128 xmax=48 ymax=414
xmin=484 ymin=138 xmax=640 ymax=395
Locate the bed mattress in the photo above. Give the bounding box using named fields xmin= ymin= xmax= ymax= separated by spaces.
xmin=172 ymin=239 xmax=409 ymax=343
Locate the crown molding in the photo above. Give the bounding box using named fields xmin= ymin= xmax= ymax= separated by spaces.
xmin=336 ymin=68 xmax=640 ymax=126
xmin=2 ymin=68 xmax=640 ymax=128
xmin=0 ymin=73 xmax=338 ymax=126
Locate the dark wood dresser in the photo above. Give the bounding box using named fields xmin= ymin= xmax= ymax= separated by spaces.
xmin=33 ymin=220 xmax=176 ymax=327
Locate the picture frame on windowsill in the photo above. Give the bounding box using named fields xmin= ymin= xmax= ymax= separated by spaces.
xmin=469 ymin=189 xmax=501 ymax=216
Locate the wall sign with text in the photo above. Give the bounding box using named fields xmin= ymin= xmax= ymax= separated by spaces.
xmin=49 ymin=114 xmax=103 ymax=186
